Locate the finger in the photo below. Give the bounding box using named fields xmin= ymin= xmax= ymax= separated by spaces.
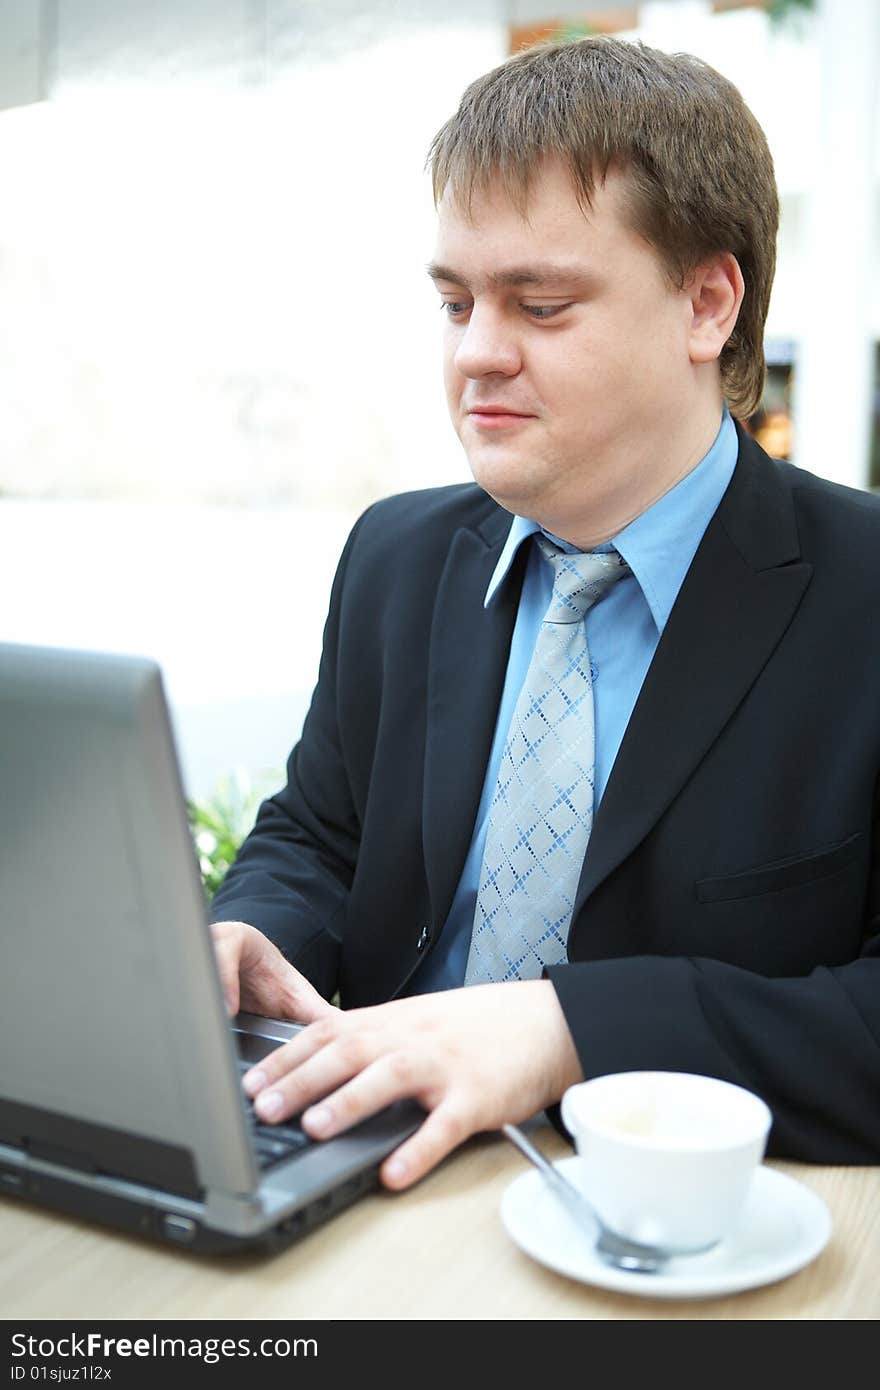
xmin=221 ymin=922 xmax=328 ymax=1023
xmin=282 ymin=968 xmax=337 ymax=1025
xmin=209 ymin=925 xmax=241 ymax=1016
xmin=298 ymin=1046 xmax=442 ymax=1140
xmin=252 ymin=1039 xmax=365 ymax=1126
xmin=242 ymin=1014 xmax=342 ymax=1089
xmin=236 ymin=924 xmax=336 ymax=1024
xmin=379 ymin=1103 xmax=474 ymax=1190
xmin=241 ymin=1017 xmax=351 ymax=1112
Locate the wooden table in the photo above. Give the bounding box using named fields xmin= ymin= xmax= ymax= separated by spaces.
xmin=1 ymin=1125 xmax=877 ymax=1320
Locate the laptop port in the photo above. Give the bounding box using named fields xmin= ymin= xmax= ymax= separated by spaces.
xmin=162 ymin=1213 xmax=198 ymax=1243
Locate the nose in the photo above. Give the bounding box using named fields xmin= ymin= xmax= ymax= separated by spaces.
xmin=452 ymin=303 xmax=521 ymax=379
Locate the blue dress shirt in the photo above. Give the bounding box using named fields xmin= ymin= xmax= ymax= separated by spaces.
xmin=408 ymin=408 xmax=739 ymax=992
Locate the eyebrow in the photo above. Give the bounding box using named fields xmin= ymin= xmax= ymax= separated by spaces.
xmin=426 ymin=261 xmax=594 ymax=290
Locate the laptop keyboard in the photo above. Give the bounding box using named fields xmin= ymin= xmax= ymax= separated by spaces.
xmin=237 ymin=1061 xmax=314 ymax=1171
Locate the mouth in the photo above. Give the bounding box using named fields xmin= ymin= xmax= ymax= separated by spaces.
xmin=466 ymin=407 xmax=536 ymax=431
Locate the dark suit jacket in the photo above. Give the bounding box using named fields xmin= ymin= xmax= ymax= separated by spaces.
xmin=211 ymin=425 xmax=880 ymax=1164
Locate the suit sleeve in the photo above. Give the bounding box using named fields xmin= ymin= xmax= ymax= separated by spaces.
xmin=208 ymin=507 xmax=373 ymax=1000
xmin=547 ymin=776 xmax=880 ymax=1164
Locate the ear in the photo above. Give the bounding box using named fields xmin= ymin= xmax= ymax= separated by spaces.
xmin=686 ymin=253 xmax=745 ymax=365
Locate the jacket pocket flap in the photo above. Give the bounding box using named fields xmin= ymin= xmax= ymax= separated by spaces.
xmin=696 ymin=832 xmax=863 ymax=904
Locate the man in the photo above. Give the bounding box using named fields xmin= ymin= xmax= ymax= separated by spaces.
xmin=210 ymin=36 xmax=880 ymax=1190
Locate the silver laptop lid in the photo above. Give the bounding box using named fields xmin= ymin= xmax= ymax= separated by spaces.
xmin=0 ymin=643 xmax=256 ymax=1197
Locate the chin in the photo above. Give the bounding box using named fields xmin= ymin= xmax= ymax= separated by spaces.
xmin=465 ymin=452 xmax=544 ymax=510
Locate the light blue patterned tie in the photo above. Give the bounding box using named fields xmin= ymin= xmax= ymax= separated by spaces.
xmin=464 ymin=536 xmax=631 ymax=984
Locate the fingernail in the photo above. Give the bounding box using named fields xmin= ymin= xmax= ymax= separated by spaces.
xmin=255 ymin=1090 xmax=283 ymax=1119
xmin=242 ymin=1068 xmax=267 ymax=1098
xmin=384 ymin=1156 xmax=407 ymax=1183
xmin=304 ymin=1105 xmax=332 ymax=1135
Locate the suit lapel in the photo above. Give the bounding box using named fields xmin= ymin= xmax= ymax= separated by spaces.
xmin=422 ymin=507 xmax=523 ymax=931
xmin=571 ymin=430 xmax=813 ymax=920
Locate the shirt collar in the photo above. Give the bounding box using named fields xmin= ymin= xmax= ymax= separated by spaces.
xmin=483 ymin=407 xmax=738 ymax=634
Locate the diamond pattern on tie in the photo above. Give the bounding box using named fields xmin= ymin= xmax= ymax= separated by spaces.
xmin=464 ymin=536 xmax=631 ymax=984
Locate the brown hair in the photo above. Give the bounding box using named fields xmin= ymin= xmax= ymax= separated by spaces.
xmin=428 ymin=36 xmax=779 ymax=418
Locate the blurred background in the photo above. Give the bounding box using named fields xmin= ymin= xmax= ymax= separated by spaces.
xmin=1 ymin=0 xmax=878 ymax=821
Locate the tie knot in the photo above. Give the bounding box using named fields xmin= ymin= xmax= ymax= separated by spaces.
xmin=535 ymin=534 xmax=631 ymax=623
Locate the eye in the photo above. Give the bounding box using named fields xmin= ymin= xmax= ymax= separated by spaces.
xmin=522 ymin=303 xmax=572 ymax=319
xmin=441 ymin=300 xmax=470 ymax=319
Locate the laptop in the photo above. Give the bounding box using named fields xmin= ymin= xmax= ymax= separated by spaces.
xmin=0 ymin=642 xmax=423 ymax=1254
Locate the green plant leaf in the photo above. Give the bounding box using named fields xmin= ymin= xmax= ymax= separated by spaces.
xmin=186 ymin=766 xmax=282 ymax=900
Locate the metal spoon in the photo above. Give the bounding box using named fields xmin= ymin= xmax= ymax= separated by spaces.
xmin=502 ymin=1122 xmax=670 ymax=1275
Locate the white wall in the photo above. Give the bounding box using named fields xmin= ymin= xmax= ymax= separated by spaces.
xmin=0 ymin=3 xmax=506 ymax=798
xmin=0 ymin=2 xmax=505 ymax=506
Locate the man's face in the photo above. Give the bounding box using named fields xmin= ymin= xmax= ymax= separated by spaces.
xmin=430 ymin=159 xmax=703 ymax=540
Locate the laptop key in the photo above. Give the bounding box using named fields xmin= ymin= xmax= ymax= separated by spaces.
xmin=246 ymin=1105 xmax=314 ymax=1169
xmin=254 ymin=1134 xmax=296 ymax=1162
xmin=235 ymin=1058 xmax=315 ymax=1166
xmin=264 ymin=1122 xmax=311 ymax=1151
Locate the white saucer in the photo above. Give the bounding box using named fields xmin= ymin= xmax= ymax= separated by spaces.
xmin=500 ymin=1158 xmax=832 ymax=1300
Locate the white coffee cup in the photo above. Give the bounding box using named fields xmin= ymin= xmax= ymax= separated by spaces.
xmin=560 ymin=1071 xmax=772 ymax=1253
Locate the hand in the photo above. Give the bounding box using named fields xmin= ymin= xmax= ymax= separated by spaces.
xmin=241 ymin=979 xmax=583 ymax=1189
xmin=210 ymin=920 xmax=337 ymax=1025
